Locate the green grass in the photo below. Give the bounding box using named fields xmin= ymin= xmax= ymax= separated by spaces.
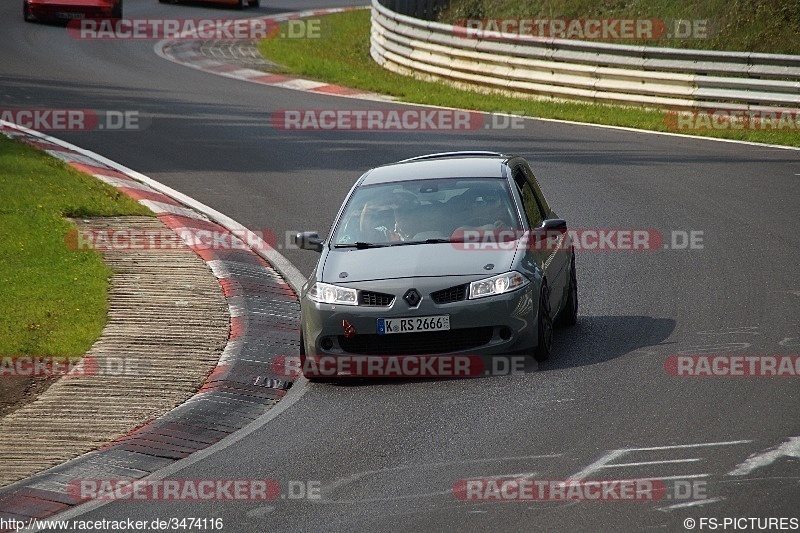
xmin=258 ymin=10 xmax=799 ymax=148
xmin=0 ymin=135 xmax=152 ymax=358
xmin=440 ymin=0 xmax=800 ymax=55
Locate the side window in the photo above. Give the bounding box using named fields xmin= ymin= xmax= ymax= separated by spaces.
xmin=513 ymin=168 xmax=545 ymax=229
xmin=522 ymin=165 xmax=551 ymax=216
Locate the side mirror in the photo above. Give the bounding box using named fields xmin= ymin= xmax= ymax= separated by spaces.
xmin=295 ymin=231 xmax=324 ymax=252
xmin=528 ymin=219 xmax=568 ymax=251
xmin=539 ymin=219 xmax=567 ymax=231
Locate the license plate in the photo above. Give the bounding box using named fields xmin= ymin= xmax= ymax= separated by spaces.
xmin=377 ymin=315 xmax=450 ymax=334
xmin=56 ymin=11 xmax=85 ymax=18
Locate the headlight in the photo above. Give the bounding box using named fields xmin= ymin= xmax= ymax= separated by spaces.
xmin=308 ymin=282 xmax=358 ymax=305
xmin=469 ymin=271 xmax=529 ymax=299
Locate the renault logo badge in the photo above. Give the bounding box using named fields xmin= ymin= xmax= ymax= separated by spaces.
xmin=403 ymin=289 xmax=421 ymax=307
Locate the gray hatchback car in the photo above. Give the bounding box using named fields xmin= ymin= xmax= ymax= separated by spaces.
xmin=296 ymin=152 xmax=577 ymax=372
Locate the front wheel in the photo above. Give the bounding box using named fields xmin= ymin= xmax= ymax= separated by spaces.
xmin=111 ymin=0 xmax=122 ymax=18
xmin=533 ymin=282 xmax=553 ymax=362
xmin=248 ymin=0 xmax=259 ymax=6
xmin=23 ymin=1 xmax=34 ymax=21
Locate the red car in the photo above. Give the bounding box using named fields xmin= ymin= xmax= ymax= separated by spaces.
xmin=23 ymin=0 xmax=122 ymax=22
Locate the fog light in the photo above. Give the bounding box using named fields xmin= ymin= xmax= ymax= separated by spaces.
xmin=320 ymin=337 xmax=334 ymax=350
xmin=499 ymin=327 xmax=512 ymax=340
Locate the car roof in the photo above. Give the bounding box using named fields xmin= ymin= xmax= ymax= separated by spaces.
xmin=361 ymin=152 xmax=513 ymax=185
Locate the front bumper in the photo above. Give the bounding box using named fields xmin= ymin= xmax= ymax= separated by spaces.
xmin=301 ymin=276 xmax=539 ymax=357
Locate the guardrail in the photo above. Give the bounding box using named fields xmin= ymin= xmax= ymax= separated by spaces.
xmin=370 ymin=0 xmax=800 ymax=111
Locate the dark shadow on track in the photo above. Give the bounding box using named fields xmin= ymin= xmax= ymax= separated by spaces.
xmin=309 ymin=314 xmax=675 ymax=387
xmin=542 ymin=314 xmax=675 ymax=370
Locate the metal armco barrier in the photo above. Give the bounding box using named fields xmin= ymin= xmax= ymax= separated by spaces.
xmin=371 ymin=0 xmax=800 ymax=111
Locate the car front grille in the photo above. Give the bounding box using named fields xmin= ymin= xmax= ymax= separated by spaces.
xmin=359 ymin=290 xmax=395 ymax=307
xmin=338 ymin=327 xmax=493 ymax=355
xmin=430 ymin=284 xmax=468 ymax=304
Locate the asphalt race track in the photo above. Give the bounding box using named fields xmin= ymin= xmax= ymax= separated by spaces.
xmin=2 ymin=0 xmax=799 ymax=530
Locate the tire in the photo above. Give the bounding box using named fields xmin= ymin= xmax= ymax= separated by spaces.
xmin=111 ymin=0 xmax=122 ymax=18
xmin=248 ymin=0 xmax=259 ymax=6
xmin=533 ymin=282 xmax=553 ymax=362
xmin=299 ymin=334 xmax=328 ymax=382
xmin=236 ymin=0 xmax=244 ymax=9
xmin=557 ymin=255 xmax=578 ymax=327
xmin=23 ymin=1 xmax=34 ymax=21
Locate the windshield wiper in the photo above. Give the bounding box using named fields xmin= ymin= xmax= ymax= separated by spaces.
xmin=333 ymin=242 xmax=386 ymax=249
xmin=389 ymin=238 xmax=455 ymax=246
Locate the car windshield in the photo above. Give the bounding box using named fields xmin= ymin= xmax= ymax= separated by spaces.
xmin=331 ymin=178 xmax=521 ymax=246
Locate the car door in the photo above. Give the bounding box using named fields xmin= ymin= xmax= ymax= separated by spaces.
xmin=511 ymin=164 xmax=569 ymax=315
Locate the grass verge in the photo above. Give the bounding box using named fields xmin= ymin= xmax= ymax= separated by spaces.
xmin=258 ymin=10 xmax=799 ymax=148
xmin=0 ymin=134 xmax=152 ymax=358
xmin=439 ymin=0 xmax=800 ymax=55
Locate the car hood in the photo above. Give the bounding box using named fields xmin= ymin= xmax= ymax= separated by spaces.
xmin=321 ymin=243 xmax=516 ymax=283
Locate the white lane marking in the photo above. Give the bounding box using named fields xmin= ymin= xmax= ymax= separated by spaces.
xmin=696 ymin=327 xmax=759 ymax=336
xmin=272 ymin=79 xmax=329 ymax=91
xmin=483 ymin=472 xmax=539 ymax=479
xmin=656 ymin=497 xmax=724 ymax=512
xmin=245 ymin=506 xmax=276 ymax=518
xmin=603 ymin=459 xmax=703 ymax=468
xmin=630 ymin=441 xmax=751 ymax=452
xmin=676 ymin=343 xmax=752 ymax=354
xmin=138 ymin=199 xmax=210 ymax=221
xmin=568 ymin=449 xmax=628 ymax=480
xmin=93 ymin=174 xmax=152 ymax=192
xmin=568 ymin=441 xmax=751 ymax=480
xmin=226 ymin=68 xmax=270 ymax=79
xmin=728 ymin=436 xmax=800 ymax=476
xmin=45 ymin=149 xmax=105 ymax=166
xmin=629 ymin=475 xmax=708 ymax=481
